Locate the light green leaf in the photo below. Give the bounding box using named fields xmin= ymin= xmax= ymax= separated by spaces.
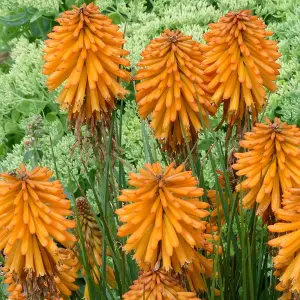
xmin=108 ymin=12 xmax=126 ymax=24
xmin=4 ymin=121 xmax=18 ymax=134
xmin=11 ymin=109 xmax=20 ymax=122
xmin=45 ymin=112 xmax=58 ymax=122
xmin=30 ymin=9 xmax=47 ymax=23
xmin=16 ymin=99 xmax=46 ymax=116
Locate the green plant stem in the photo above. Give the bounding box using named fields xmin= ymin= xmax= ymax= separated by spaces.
xmin=101 ymin=111 xmax=115 ymax=299
xmin=49 ymin=135 xmax=59 ymax=179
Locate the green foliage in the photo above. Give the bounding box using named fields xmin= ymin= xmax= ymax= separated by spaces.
xmin=0 ymin=37 xmax=61 ymax=157
xmin=266 ymin=6 xmax=300 ymax=125
xmin=0 ymin=0 xmax=61 ymax=13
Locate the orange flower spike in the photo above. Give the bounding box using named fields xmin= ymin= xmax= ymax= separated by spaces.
xmin=122 ymin=269 xmax=200 ymax=300
xmin=43 ymin=3 xmax=130 ymax=126
xmin=116 ymin=162 xmax=216 ymax=271
xmin=186 ymin=249 xmax=221 ymax=296
xmin=233 ymin=118 xmax=300 ymax=216
xmin=202 ymin=10 xmax=281 ymax=127
xmin=3 ymin=270 xmax=26 ymax=300
xmin=282 ymin=188 xmax=300 ymax=212
xmin=0 ymin=164 xmax=76 ymax=278
xmin=134 ymin=29 xmax=216 ymax=152
xmin=3 ymin=248 xmax=80 ymax=300
xmin=3 ymin=242 xmax=61 ymax=299
xmin=268 ymin=212 xmax=300 ymax=295
xmin=54 ymin=248 xmax=80 ymax=298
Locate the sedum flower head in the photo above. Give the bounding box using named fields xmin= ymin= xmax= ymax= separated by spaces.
xmin=122 ymin=269 xmax=200 ymax=300
xmin=0 ymin=0 xmax=60 ymax=13
xmin=76 ymin=197 xmax=116 ymax=293
xmin=232 ymin=118 xmax=300 ymax=216
xmin=116 ymin=162 xmax=214 ymax=271
xmin=202 ymin=10 xmax=281 ymax=128
xmin=0 ymin=164 xmax=76 ymax=294
xmin=43 ymin=3 xmax=130 ymax=129
xmin=134 ymin=29 xmax=216 ymax=152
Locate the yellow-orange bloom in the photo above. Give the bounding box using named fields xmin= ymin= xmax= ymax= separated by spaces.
xmin=76 ymin=197 xmax=116 ymax=298
xmin=268 ymin=210 xmax=300 ymax=294
xmin=282 ymin=188 xmax=300 ymax=212
xmin=55 ymin=248 xmax=80 ymax=298
xmin=4 ymin=243 xmax=60 ymax=299
xmin=0 ymin=164 xmax=76 ymax=279
xmin=43 ymin=3 xmax=130 ymax=127
xmin=186 ymin=248 xmax=221 ymax=296
xmin=202 ymin=10 xmax=281 ymax=127
xmin=134 ymin=29 xmax=216 ymax=152
xmin=232 ymin=118 xmax=300 ymax=216
xmin=3 ymin=269 xmax=26 ymax=300
xmin=116 ymin=162 xmax=215 ymax=271
xmin=122 ymin=269 xmax=200 ymax=300
xmin=3 ymin=248 xmax=80 ymax=300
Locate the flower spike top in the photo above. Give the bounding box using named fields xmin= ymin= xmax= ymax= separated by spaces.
xmin=134 ymin=29 xmax=216 ymax=152
xmin=116 ymin=162 xmax=219 ymax=271
xmin=43 ymin=3 xmax=130 ymax=129
xmin=202 ymin=10 xmax=281 ymax=128
xmin=282 ymin=188 xmax=300 ymax=212
xmin=122 ymin=269 xmax=200 ymax=300
xmin=233 ymin=118 xmax=300 ymax=216
xmin=268 ymin=210 xmax=300 ymax=295
xmin=0 ymin=164 xmax=76 ymax=281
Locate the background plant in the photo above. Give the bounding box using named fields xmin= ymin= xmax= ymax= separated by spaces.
xmin=0 ymin=0 xmax=299 ymax=299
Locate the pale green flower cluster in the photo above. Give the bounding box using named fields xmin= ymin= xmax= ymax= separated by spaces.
xmin=0 ymin=119 xmax=86 ymax=189
xmin=0 ymin=37 xmax=52 ymax=118
xmin=215 ymin=0 xmax=257 ymax=13
xmin=120 ymin=101 xmax=162 ymax=173
xmin=265 ymin=6 xmax=300 ymax=124
xmin=0 ymin=0 xmax=61 ymax=13
xmin=123 ymin=0 xmax=218 ymax=66
xmin=0 ymin=142 xmax=26 ymax=172
xmin=8 ymin=38 xmax=44 ymax=95
xmin=254 ymin=0 xmax=296 ymax=19
xmin=40 ymin=132 xmax=84 ymax=189
xmin=121 ymin=101 xmax=144 ymax=168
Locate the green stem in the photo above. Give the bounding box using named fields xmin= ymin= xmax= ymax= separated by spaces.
xmin=49 ymin=135 xmax=60 ymax=180
xmin=101 ymin=112 xmax=115 ymax=298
